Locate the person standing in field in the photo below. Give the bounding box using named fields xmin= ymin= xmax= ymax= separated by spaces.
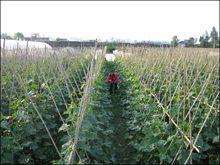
xmin=112 ymin=71 xmax=119 ymax=93
xmin=107 ymin=72 xmax=114 ymax=94
xmin=106 ymin=71 xmax=119 ymax=94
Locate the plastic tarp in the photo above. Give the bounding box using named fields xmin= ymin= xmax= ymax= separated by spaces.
xmin=105 ymin=53 xmax=115 ymax=61
xmin=1 ymin=39 xmax=52 ymax=50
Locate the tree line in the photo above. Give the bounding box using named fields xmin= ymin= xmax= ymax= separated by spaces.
xmin=171 ymin=26 xmax=219 ymax=48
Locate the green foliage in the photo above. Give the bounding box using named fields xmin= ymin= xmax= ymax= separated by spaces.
xmin=1 ymin=52 xmax=90 ymax=164
xmin=14 ymin=32 xmax=24 ymax=40
xmin=171 ymin=35 xmax=179 ymax=47
xmin=210 ymin=27 xmax=218 ymax=48
xmin=185 ymin=37 xmax=197 ymax=47
xmin=58 ymin=60 xmax=119 ymax=164
xmin=199 ymin=27 xmax=219 ymax=48
xmin=177 ymin=26 xmax=219 ymax=48
xmin=106 ymin=44 xmax=116 ymax=53
xmin=2 ymin=47 xmax=219 ymax=164
xmin=119 ymin=50 xmax=219 ymax=164
xmin=199 ymin=31 xmax=210 ymax=48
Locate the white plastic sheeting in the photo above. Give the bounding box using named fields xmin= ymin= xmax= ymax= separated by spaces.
xmin=105 ymin=53 xmax=115 ymax=61
xmin=1 ymin=39 xmax=52 ymax=50
xmin=113 ymin=50 xmax=118 ymax=55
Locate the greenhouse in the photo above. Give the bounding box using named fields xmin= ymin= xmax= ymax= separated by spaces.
xmin=1 ymin=39 xmax=52 ymax=50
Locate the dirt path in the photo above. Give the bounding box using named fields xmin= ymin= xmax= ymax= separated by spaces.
xmin=110 ymin=84 xmax=134 ymax=164
xmin=96 ymin=60 xmax=135 ymax=164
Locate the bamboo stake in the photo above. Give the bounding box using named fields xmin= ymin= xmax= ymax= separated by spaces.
xmin=13 ymin=69 xmax=63 ymax=159
xmin=67 ymin=41 xmax=98 ymax=164
xmin=184 ymin=92 xmax=219 ymax=164
xmin=150 ymin=92 xmax=200 ymax=153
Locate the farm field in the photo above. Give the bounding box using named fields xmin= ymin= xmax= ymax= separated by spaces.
xmin=1 ymin=46 xmax=219 ymax=164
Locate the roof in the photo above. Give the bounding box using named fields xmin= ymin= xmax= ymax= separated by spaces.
xmin=178 ymin=41 xmax=187 ymax=44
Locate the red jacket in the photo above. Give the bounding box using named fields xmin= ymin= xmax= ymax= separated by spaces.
xmin=113 ymin=72 xmax=119 ymax=85
xmin=107 ymin=73 xmax=113 ymax=83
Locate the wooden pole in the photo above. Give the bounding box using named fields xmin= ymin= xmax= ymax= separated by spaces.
xmin=213 ymin=37 xmax=215 ymax=48
xmin=26 ymin=40 xmax=29 ymax=56
xmin=44 ymin=45 xmax=47 ymax=54
xmin=16 ymin=42 xmax=19 ymax=55
xmin=2 ymin=38 xmax=6 ymax=57
xmin=0 ymin=38 xmax=6 ymax=110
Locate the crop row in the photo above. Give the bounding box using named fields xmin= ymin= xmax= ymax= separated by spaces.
xmin=1 ymin=50 xmax=91 ymax=164
xmin=118 ymin=48 xmax=219 ymax=164
xmin=1 ymin=47 xmax=219 ymax=164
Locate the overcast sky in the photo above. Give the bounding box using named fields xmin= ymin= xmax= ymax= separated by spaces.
xmin=1 ymin=1 xmax=219 ymax=42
